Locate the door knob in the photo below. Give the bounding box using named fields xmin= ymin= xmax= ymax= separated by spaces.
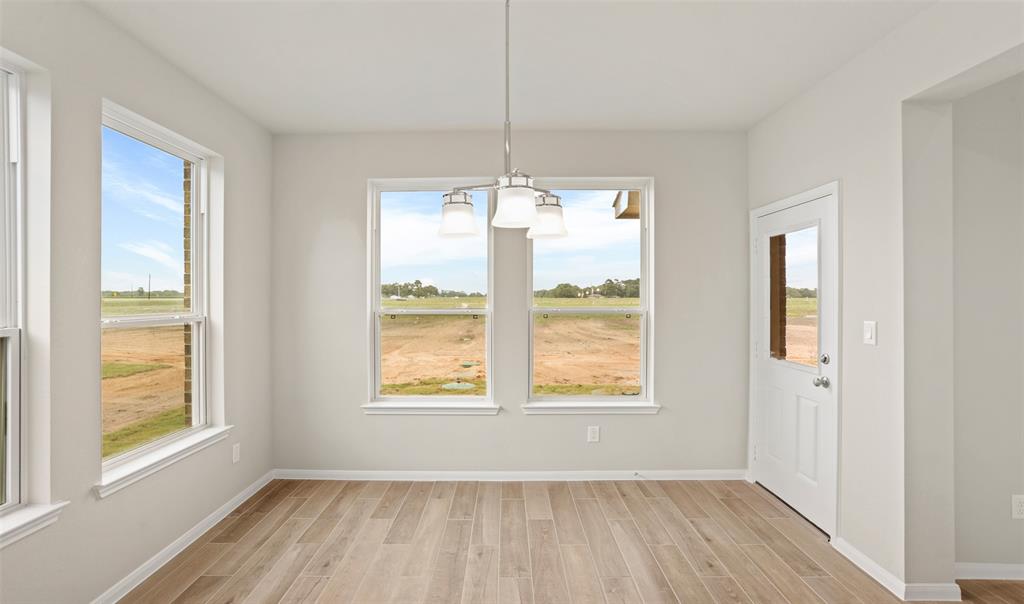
xmin=813 ymin=376 xmax=830 ymax=388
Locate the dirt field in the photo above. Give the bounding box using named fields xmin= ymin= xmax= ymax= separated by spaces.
xmin=101 ymin=326 xmax=189 ymax=434
xmin=533 ymin=314 xmax=640 ymax=395
xmin=783 ymin=315 xmax=818 ymax=366
xmin=380 ymin=316 xmax=487 ymax=394
xmin=379 ymin=313 xmax=641 ymax=396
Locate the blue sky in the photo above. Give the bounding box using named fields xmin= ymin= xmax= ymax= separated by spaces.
xmin=783 ymin=226 xmax=818 ymax=290
xmin=101 ymin=126 xmax=186 ymax=293
xmin=380 ymin=189 xmax=640 ymax=294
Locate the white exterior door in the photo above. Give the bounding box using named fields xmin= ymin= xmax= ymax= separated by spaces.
xmin=751 ymin=183 xmax=838 ymax=537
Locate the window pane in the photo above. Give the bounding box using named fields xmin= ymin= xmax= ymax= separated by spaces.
xmin=769 ymin=226 xmax=818 ymax=367
xmin=0 ymin=339 xmax=7 ymax=506
xmin=101 ymin=324 xmax=195 ymax=458
xmin=533 ymin=313 xmax=641 ymax=396
xmin=102 ymin=126 xmax=193 ymax=317
xmin=380 ymin=314 xmax=486 ymax=396
xmin=380 ymin=191 xmax=487 ymax=309
xmin=533 ymin=190 xmax=641 ymax=307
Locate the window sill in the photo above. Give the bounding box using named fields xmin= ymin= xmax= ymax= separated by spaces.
xmin=0 ymin=501 xmax=70 ymax=550
xmin=521 ymin=401 xmax=661 ymax=415
xmin=362 ymin=402 xmax=502 ymax=415
xmin=95 ymin=425 xmax=232 ymax=499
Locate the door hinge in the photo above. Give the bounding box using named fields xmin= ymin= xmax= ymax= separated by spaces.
xmin=753 ymin=444 xmax=758 ymax=462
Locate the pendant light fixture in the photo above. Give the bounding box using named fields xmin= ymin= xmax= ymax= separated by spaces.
xmin=438 ymin=0 xmax=567 ymax=238
xmin=438 ymin=191 xmax=479 ymax=237
xmin=527 ymin=193 xmax=567 ymax=238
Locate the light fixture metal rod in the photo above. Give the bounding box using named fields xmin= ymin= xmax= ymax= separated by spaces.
xmin=504 ymin=0 xmax=512 ymax=175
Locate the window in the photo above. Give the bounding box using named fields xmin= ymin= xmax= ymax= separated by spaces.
xmin=528 ymin=184 xmax=653 ymax=407
xmin=100 ymin=111 xmax=207 ymax=462
xmin=368 ymin=183 xmax=492 ymax=411
xmin=768 ymin=226 xmax=818 ymax=367
xmin=0 ymin=67 xmax=21 ymax=512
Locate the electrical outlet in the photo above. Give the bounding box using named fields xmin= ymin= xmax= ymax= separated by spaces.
xmin=232 ymin=443 xmax=241 ymax=464
xmin=1013 ymin=495 xmax=1024 ymax=520
xmin=587 ymin=426 xmax=600 ymax=443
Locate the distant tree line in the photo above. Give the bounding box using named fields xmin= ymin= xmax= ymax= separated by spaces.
xmin=786 ymin=287 xmax=817 ymax=298
xmin=102 ymin=289 xmax=184 ymax=298
xmin=534 ymin=278 xmax=640 ymax=299
xmin=382 ymin=280 xmax=483 ymax=298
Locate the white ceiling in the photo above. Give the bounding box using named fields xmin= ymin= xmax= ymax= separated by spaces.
xmin=88 ymin=1 xmax=929 ymax=133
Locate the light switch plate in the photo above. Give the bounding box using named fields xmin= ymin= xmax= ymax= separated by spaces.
xmin=1013 ymin=494 xmax=1024 ymax=520
xmin=232 ymin=443 xmax=241 ymax=464
xmin=863 ymin=321 xmax=877 ymax=346
xmin=587 ymin=426 xmax=600 ymax=443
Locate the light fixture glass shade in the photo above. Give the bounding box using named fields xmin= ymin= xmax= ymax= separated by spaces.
xmin=527 ymin=201 xmax=568 ymax=239
xmin=438 ymin=192 xmax=478 ymax=237
xmin=492 ymin=172 xmax=538 ymax=228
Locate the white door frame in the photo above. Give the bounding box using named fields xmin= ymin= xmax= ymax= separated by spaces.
xmin=747 ymin=180 xmax=841 ymax=537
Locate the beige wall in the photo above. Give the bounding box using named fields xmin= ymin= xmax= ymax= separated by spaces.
xmin=902 ymin=100 xmax=956 ymax=584
xmin=747 ymin=1 xmax=1024 ymax=583
xmin=270 ymin=131 xmax=749 ymax=473
xmin=953 ymin=73 xmax=1024 ymax=566
xmin=0 ymin=3 xmax=274 ymax=602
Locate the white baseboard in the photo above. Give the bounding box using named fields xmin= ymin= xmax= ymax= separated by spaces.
xmin=272 ymin=468 xmax=748 ymax=481
xmin=830 ymin=538 xmax=964 ymax=602
xmin=955 ymin=561 xmax=1024 ymax=580
xmin=831 ymin=537 xmax=908 ymax=600
xmin=904 ymin=583 xmax=962 ymax=601
xmin=91 ymin=470 xmax=275 ymax=604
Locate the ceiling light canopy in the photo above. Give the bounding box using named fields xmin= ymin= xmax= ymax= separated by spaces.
xmin=438 ymin=0 xmax=566 ymax=239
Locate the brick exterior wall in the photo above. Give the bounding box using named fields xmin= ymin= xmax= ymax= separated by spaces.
xmin=769 ymin=233 xmax=787 ymax=359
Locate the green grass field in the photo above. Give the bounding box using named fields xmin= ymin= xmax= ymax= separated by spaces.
xmin=381 ymin=296 xmax=640 ymax=309
xmin=102 ymin=297 xmax=187 ymax=316
xmin=380 ymin=377 xmax=486 ymax=396
xmin=786 ymin=297 xmax=818 ymax=318
xmin=102 ymin=406 xmax=189 ymax=459
xmin=532 ymin=384 xmax=641 ymax=396
xmin=102 ymin=362 xmax=170 ymax=380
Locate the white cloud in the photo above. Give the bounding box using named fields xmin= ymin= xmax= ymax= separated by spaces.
xmin=380 ymin=209 xmax=487 ymax=269
xmin=533 ymin=192 xmax=639 ymax=256
xmin=119 ymin=240 xmax=184 ymax=276
xmin=103 ymin=160 xmax=184 ymax=217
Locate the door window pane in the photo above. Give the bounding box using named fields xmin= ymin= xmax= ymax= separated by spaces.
xmin=532 ymin=313 xmax=641 ymax=396
xmin=380 ymin=314 xmax=486 ymax=396
xmin=533 ymin=190 xmax=641 ymax=308
xmin=769 ymin=226 xmax=818 ymax=367
xmin=380 ymin=191 xmax=487 ymax=309
xmin=101 ymin=324 xmax=194 ymax=459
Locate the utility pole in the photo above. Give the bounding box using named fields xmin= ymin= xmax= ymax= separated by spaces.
xmin=148 ymin=273 xmax=152 ymax=300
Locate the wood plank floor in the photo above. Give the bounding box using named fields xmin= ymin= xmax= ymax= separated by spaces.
xmin=120 ymin=480 xmax=1024 ymax=604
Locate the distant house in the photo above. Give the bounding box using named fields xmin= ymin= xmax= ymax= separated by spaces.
xmin=613 ymin=190 xmax=641 ymax=219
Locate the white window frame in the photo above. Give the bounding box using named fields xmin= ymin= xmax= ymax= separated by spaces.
xmin=95 ymin=101 xmax=228 ymax=497
xmin=0 ymin=53 xmax=69 ymax=547
xmin=0 ymin=67 xmax=23 ymax=514
xmin=364 ymin=178 xmax=499 ymax=415
xmin=523 ymin=177 xmax=659 ymax=415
